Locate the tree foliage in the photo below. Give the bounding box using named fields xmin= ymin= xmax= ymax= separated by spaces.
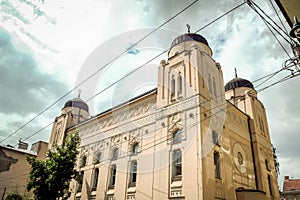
xmin=26 ymin=132 xmax=80 ymax=200
xmin=272 ymin=144 xmax=280 ymax=177
xmin=5 ymin=192 xmax=24 ymax=200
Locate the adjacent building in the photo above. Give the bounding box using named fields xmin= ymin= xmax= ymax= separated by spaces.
xmin=49 ymin=33 xmax=280 ymax=200
xmin=0 ymin=141 xmax=48 ymax=198
xmin=281 ymin=176 xmax=300 ymax=200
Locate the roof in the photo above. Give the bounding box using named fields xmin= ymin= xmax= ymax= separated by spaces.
xmin=170 ymin=33 xmax=209 ymax=49
xmin=225 ymin=77 xmax=254 ymax=92
xmin=284 ymin=178 xmax=300 ymax=191
xmin=63 ymin=97 xmax=89 ymax=112
xmin=67 ymin=88 xmax=157 ymax=130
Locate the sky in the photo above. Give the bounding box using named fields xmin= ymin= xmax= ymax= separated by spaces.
xmin=0 ymin=0 xmax=299 ymax=189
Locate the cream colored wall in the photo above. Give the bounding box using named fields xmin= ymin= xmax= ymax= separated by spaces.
xmin=0 ymin=142 xmax=47 ymax=198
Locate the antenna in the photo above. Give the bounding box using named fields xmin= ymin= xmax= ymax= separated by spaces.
xmin=186 ymin=24 xmax=191 ymax=33
xmin=78 ymin=89 xmax=81 ymax=98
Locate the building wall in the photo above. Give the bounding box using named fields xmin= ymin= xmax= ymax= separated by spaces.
xmin=51 ymin=36 xmax=281 ymax=200
xmin=0 ymin=141 xmax=48 ymax=198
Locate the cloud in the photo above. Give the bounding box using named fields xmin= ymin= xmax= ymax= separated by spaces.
xmin=0 ymin=28 xmax=69 ymax=116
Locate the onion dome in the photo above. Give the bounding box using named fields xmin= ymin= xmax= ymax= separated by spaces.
xmin=225 ymin=77 xmax=254 ymax=92
xmin=170 ymin=33 xmax=209 ymax=49
xmin=63 ymin=98 xmax=89 ymax=112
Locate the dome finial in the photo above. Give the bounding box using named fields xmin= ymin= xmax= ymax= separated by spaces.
xmin=234 ymin=68 xmax=238 ymax=78
xmin=78 ymin=89 xmax=81 ymax=98
xmin=186 ymin=24 xmax=191 ymax=33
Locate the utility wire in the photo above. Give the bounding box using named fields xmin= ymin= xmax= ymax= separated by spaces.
xmin=0 ymin=0 xmax=200 ymax=145
xmin=247 ymin=0 xmax=292 ymax=59
xmin=268 ymin=0 xmax=289 ymax=34
xmin=4 ymin=1 xmax=247 ymax=145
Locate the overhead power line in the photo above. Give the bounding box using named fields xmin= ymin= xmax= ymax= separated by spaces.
xmin=0 ymin=0 xmax=200 ymax=145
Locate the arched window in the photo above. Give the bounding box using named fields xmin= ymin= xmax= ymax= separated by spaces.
xmin=132 ymin=143 xmax=139 ymax=155
xmin=177 ymin=73 xmax=183 ymax=96
xmin=94 ymin=152 xmax=101 ymax=164
xmin=172 ymin=129 xmax=182 ymax=144
xmin=112 ymin=148 xmax=119 ymax=160
xmin=92 ymin=168 xmax=99 ymax=191
xmin=80 ymin=155 xmax=87 ymax=168
xmin=171 ymin=76 xmax=175 ymax=97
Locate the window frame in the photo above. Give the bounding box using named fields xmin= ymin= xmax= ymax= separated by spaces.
xmin=132 ymin=143 xmax=139 ymax=155
xmin=214 ymin=151 xmax=221 ymax=179
xmin=129 ymin=160 xmax=138 ymax=187
xmin=92 ymin=168 xmax=99 ymax=191
xmin=172 ymin=149 xmax=182 ymax=180
xmin=172 ymin=129 xmax=182 ymax=144
xmin=112 ymin=148 xmax=119 ymax=161
xmin=109 ymin=164 xmax=117 ymax=189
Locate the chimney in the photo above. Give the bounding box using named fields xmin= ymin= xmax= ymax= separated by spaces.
xmin=284 ymin=176 xmax=290 ymax=181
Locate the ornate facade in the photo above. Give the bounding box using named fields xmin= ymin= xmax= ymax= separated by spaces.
xmin=49 ymin=33 xmax=280 ymax=200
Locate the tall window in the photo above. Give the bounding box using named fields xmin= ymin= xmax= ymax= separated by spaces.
xmin=268 ymin=175 xmax=273 ymax=196
xmin=129 ymin=161 xmax=138 ymax=187
xmin=80 ymin=155 xmax=87 ymax=168
xmin=109 ymin=164 xmax=117 ymax=188
xmin=213 ymin=77 xmax=217 ymax=101
xmin=172 ymin=150 xmax=182 ymax=178
xmin=172 ymin=129 xmax=182 ymax=144
xmin=177 ymin=73 xmax=183 ymax=96
xmin=214 ymin=151 xmax=221 ymax=179
xmin=171 ymin=76 xmax=175 ymax=97
xmin=77 ymin=171 xmax=84 ymax=192
xmin=212 ymin=130 xmax=219 ymax=145
xmin=112 ymin=148 xmax=119 ymax=160
xmin=92 ymin=168 xmax=99 ymax=191
xmin=94 ymin=152 xmax=101 ymax=164
xmin=132 ymin=143 xmax=139 ymax=155
xmin=208 ymin=73 xmax=212 ymax=94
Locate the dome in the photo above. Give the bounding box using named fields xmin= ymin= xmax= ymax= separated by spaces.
xmin=170 ymin=33 xmax=209 ymax=49
xmin=225 ymin=77 xmax=254 ymax=92
xmin=63 ymin=98 xmax=89 ymax=112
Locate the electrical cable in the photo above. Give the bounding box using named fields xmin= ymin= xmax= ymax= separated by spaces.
xmin=2 ymin=1 xmax=247 ymax=145
xmin=0 ymin=0 xmax=200 ymax=145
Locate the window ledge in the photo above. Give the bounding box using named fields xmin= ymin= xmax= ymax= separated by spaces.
xmin=171 ymin=179 xmax=182 ymax=188
xmin=127 ymin=186 xmax=136 ymax=193
xmin=107 ymin=189 xmax=114 ymax=195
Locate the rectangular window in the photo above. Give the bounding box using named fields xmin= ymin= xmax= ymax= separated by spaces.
xmin=77 ymin=172 xmax=84 ymax=192
xmin=109 ymin=164 xmax=117 ymax=188
xmin=129 ymin=161 xmax=137 ymax=187
xmin=212 ymin=130 xmax=219 ymax=145
xmin=268 ymin=175 xmax=273 ymax=196
xmin=92 ymin=169 xmax=99 ymax=191
xmin=214 ymin=151 xmax=221 ymax=179
xmin=172 ymin=150 xmax=182 ymax=179
xmin=208 ymin=73 xmax=212 ymax=94
xmin=213 ymin=77 xmax=217 ymax=101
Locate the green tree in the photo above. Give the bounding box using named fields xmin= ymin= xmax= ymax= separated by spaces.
xmin=26 ymin=132 xmax=80 ymax=200
xmin=5 ymin=192 xmax=23 ymax=200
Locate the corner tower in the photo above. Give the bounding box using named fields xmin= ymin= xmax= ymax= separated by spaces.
xmin=157 ymin=33 xmax=224 ymax=108
xmin=48 ymin=97 xmax=90 ymax=148
xmin=225 ymin=75 xmax=280 ymax=199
